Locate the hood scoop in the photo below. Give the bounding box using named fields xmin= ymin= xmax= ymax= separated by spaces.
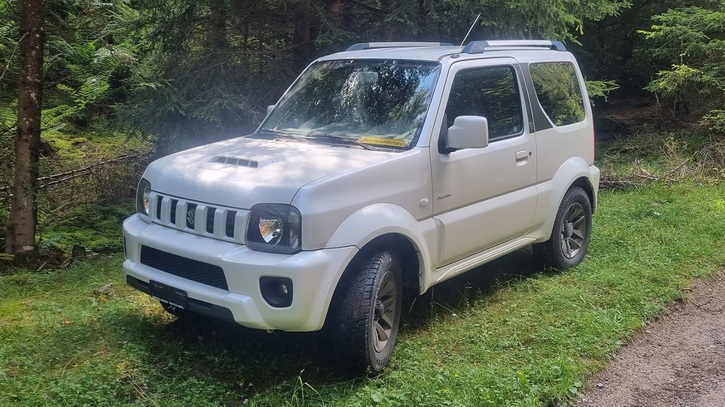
xmin=208 ymin=155 xmax=273 ymax=169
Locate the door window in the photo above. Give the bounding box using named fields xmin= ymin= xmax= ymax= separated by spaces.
xmin=445 ymin=66 xmax=523 ymax=140
xmin=529 ymin=62 xmax=585 ymax=126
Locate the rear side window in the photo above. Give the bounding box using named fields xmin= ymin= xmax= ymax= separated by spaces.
xmin=529 ymin=62 xmax=585 ymax=126
xmin=445 ymin=66 xmax=523 ymax=140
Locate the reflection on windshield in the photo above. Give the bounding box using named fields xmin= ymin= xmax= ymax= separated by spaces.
xmin=260 ymin=59 xmax=440 ymax=149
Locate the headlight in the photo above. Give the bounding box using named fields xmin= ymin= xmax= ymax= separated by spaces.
xmin=247 ymin=204 xmax=301 ymax=254
xmin=136 ymin=178 xmax=152 ymax=216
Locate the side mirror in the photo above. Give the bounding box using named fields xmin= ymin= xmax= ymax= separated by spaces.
xmin=446 ymin=116 xmax=489 ymax=150
xmin=266 ymin=105 xmax=275 ymax=116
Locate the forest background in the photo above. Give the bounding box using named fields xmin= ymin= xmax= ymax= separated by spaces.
xmin=0 ymin=0 xmax=723 ymax=260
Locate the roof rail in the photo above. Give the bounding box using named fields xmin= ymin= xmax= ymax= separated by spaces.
xmin=462 ymin=40 xmax=566 ymax=54
xmin=346 ymin=42 xmax=453 ymax=51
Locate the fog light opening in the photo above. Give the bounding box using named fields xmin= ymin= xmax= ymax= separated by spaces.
xmin=260 ymin=277 xmax=293 ymax=308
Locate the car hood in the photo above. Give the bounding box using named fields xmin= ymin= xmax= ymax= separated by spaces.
xmin=143 ymin=136 xmax=397 ymax=209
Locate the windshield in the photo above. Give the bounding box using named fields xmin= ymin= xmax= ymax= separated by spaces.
xmin=259 ymin=59 xmax=440 ymax=149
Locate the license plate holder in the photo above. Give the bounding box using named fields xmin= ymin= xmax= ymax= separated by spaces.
xmin=150 ymin=280 xmax=188 ymax=309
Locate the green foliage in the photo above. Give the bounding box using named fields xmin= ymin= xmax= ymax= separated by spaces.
xmin=43 ymin=0 xmax=139 ymax=129
xmin=116 ymin=0 xmax=293 ymax=154
xmin=703 ymin=110 xmax=725 ymax=135
xmin=0 ymin=0 xmax=20 ymax=130
xmin=0 ymin=0 xmax=139 ymax=133
xmin=585 ymin=79 xmax=619 ymax=103
xmin=638 ymin=2 xmax=725 ymax=128
xmin=28 ymin=130 xmax=148 ymax=257
xmin=39 ymin=201 xmax=134 ymax=254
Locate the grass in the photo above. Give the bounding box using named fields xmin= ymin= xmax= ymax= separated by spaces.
xmin=1 ymin=180 xmax=723 ymax=406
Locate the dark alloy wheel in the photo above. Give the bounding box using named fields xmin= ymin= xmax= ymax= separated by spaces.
xmin=534 ymin=187 xmax=592 ymax=270
xmin=331 ymin=250 xmax=403 ymax=375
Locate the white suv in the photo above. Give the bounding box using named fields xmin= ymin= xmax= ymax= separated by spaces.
xmin=123 ymin=40 xmax=600 ymax=374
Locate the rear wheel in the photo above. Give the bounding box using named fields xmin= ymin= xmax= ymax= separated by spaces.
xmin=534 ymin=187 xmax=592 ymax=270
xmin=331 ymin=250 xmax=402 ymax=375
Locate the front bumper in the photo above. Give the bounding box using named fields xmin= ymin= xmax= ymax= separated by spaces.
xmin=122 ymin=214 xmax=358 ymax=331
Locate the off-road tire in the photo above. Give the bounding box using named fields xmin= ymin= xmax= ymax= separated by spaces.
xmin=331 ymin=250 xmax=402 ymax=375
xmin=534 ymin=187 xmax=592 ymax=270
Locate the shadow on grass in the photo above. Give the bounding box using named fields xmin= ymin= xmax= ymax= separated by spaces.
xmin=110 ymin=310 xmax=341 ymax=400
xmin=115 ymin=248 xmax=550 ymax=400
xmin=403 ymin=247 xmax=546 ymax=331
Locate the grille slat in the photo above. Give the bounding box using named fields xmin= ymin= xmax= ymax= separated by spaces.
xmin=147 ymin=192 xmax=246 ymax=244
xmin=206 ymin=207 xmax=216 ymax=233
xmin=155 ymin=196 xmax=163 ymax=219
xmin=170 ymin=199 xmax=179 ymax=225
xmin=225 ymin=211 xmax=236 ymax=238
xmin=141 ymin=246 xmax=228 ymax=290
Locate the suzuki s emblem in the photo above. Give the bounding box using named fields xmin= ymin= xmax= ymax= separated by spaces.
xmin=186 ymin=209 xmax=196 ymax=227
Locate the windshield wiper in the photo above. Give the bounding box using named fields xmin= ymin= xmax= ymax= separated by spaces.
xmin=257 ymin=128 xmax=309 ymax=142
xmin=258 ymin=130 xmax=388 ymax=151
xmin=307 ymin=134 xmax=379 ymax=150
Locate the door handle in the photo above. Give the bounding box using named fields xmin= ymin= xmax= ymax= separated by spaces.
xmin=515 ymin=150 xmax=530 ymax=165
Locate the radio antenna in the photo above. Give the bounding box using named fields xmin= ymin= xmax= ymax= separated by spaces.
xmin=460 ymin=13 xmax=481 ymax=47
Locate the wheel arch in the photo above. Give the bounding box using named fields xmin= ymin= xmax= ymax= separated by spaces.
xmin=571 ymin=176 xmax=597 ymax=214
xmin=324 ymin=233 xmax=423 ymax=328
xmin=533 ymin=157 xmax=598 ymax=242
xmin=326 ymin=202 xmax=433 ymax=285
xmin=356 ymin=234 xmax=421 ymax=300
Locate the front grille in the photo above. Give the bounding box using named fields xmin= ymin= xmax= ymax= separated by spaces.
xmin=148 ymin=193 xmax=247 ymax=243
xmin=140 ymin=246 xmax=228 ymax=290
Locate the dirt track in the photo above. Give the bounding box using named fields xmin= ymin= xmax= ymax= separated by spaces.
xmin=577 ymin=272 xmax=725 ymax=407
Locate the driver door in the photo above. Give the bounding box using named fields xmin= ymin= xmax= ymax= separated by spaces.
xmin=430 ymin=60 xmax=538 ymax=266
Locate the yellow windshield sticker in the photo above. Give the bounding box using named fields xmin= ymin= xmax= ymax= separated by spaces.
xmin=358 ymin=137 xmax=407 ymax=147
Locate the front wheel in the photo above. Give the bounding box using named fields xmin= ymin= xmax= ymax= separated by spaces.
xmin=534 ymin=187 xmax=592 ymax=270
xmin=331 ymin=250 xmax=403 ymax=375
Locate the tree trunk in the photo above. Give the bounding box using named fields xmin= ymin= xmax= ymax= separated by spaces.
xmin=417 ymin=0 xmax=429 ymax=40
xmin=6 ymin=0 xmax=46 ymax=261
xmin=381 ymin=0 xmax=394 ymax=41
xmin=326 ymin=0 xmax=341 ymax=25
xmin=209 ymin=0 xmax=229 ymax=50
xmin=292 ymin=0 xmax=313 ymax=72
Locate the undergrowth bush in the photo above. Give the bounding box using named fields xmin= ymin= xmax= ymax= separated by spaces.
xmin=1 ymin=129 xmax=150 ymax=260
xmin=597 ymin=131 xmax=725 ymax=185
